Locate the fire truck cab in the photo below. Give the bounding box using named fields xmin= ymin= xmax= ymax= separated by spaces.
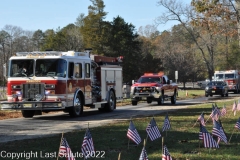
xmin=1 ymin=50 xmax=123 ymax=118
xmin=213 ymin=70 xmax=240 ymax=93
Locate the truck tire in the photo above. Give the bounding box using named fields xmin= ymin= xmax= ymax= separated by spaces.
xmin=225 ymin=92 xmax=228 ymax=97
xmin=171 ymin=92 xmax=176 ymax=104
xmin=157 ymin=94 xmax=164 ymax=105
xmin=132 ymin=100 xmax=138 ymax=106
xmin=221 ymin=93 xmax=224 ymax=97
xmin=21 ymin=110 xmax=35 ymax=118
xmin=147 ymin=97 xmax=152 ymax=104
xmin=69 ymin=93 xmax=83 ymax=117
xmin=105 ymin=90 xmax=116 ymax=112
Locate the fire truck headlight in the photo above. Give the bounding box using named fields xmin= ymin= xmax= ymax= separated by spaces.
xmin=45 ymin=84 xmax=55 ymax=89
xmin=12 ymin=85 xmax=21 ymax=89
xmin=35 ymin=94 xmax=43 ymax=101
xmin=45 ymin=90 xmax=55 ymax=95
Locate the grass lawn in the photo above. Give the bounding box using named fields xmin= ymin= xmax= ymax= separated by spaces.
xmin=0 ymin=95 xmax=240 ymax=159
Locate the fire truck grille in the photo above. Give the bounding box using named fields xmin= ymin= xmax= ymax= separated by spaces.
xmin=22 ymin=83 xmax=45 ymax=100
xmin=135 ymin=87 xmax=153 ymax=93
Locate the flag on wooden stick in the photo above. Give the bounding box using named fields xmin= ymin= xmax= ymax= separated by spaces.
xmin=81 ymin=128 xmax=95 ymax=159
xmin=58 ymin=137 xmax=75 ymax=160
xmin=162 ymin=145 xmax=172 ymax=160
xmin=139 ymin=146 xmax=148 ymax=160
xmin=212 ymin=120 xmax=227 ymax=144
xmin=127 ymin=120 xmax=142 ymax=145
xmin=210 ymin=107 xmax=220 ymax=121
xmin=200 ymin=124 xmax=219 ymax=148
xmin=221 ymin=104 xmax=227 ymax=117
xmin=162 ymin=114 xmax=171 ymax=132
xmin=198 ymin=112 xmax=205 ymax=126
xmin=146 ymin=117 xmax=161 ymax=141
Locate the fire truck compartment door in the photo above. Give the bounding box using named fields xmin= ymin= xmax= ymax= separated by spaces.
xmin=100 ymin=67 xmax=122 ymax=100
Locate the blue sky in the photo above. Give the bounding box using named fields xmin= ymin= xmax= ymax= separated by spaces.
xmin=0 ymin=0 xmax=191 ymax=32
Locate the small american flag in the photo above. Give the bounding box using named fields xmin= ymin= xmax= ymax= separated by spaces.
xmin=212 ymin=120 xmax=227 ymax=144
xmin=210 ymin=107 xmax=219 ymax=121
xmin=198 ymin=113 xmax=205 ymax=126
xmin=232 ymin=101 xmax=237 ymax=116
xmin=201 ymin=124 xmax=219 ymax=148
xmin=81 ymin=128 xmax=95 ymax=159
xmin=221 ymin=104 xmax=227 ymax=116
xmin=146 ymin=117 xmax=161 ymax=141
xmin=59 ymin=137 xmax=75 ymax=160
xmin=162 ymin=114 xmax=171 ymax=132
xmin=234 ymin=117 xmax=240 ymax=130
xmin=162 ymin=145 xmax=172 ymax=160
xmin=139 ymin=146 xmax=148 ymax=160
xmin=214 ymin=103 xmax=221 ymax=116
xmin=127 ymin=120 xmax=142 ymax=145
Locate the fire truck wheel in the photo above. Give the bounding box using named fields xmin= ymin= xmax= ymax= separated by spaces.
xmin=21 ymin=110 xmax=35 ymax=118
xmin=69 ymin=94 xmax=83 ymax=117
xmin=157 ymin=94 xmax=164 ymax=105
xmin=105 ymin=90 xmax=116 ymax=112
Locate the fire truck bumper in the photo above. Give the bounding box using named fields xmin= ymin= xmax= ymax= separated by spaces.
xmin=0 ymin=101 xmax=66 ymax=110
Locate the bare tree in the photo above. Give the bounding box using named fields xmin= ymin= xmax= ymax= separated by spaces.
xmin=155 ymin=0 xmax=223 ymax=80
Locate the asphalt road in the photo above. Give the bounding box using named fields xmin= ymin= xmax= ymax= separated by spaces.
xmin=0 ymin=95 xmax=238 ymax=143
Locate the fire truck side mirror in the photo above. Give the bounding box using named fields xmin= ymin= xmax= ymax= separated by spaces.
xmin=3 ymin=63 xmax=7 ymax=79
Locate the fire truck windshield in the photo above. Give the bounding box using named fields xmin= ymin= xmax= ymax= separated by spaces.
xmin=138 ymin=77 xmax=162 ymax=83
xmin=215 ymin=73 xmax=235 ymax=79
xmin=225 ymin=74 xmax=235 ymax=79
xmin=9 ymin=59 xmax=67 ymax=77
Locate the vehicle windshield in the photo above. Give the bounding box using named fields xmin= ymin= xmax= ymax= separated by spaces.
xmin=9 ymin=59 xmax=67 ymax=77
xmin=225 ymin=74 xmax=235 ymax=79
xmin=215 ymin=74 xmax=224 ymax=79
xmin=215 ymin=73 xmax=235 ymax=79
xmin=137 ymin=77 xmax=162 ymax=83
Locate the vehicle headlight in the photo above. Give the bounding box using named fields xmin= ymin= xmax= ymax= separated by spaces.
xmin=35 ymin=94 xmax=43 ymax=101
xmin=205 ymin=87 xmax=209 ymax=90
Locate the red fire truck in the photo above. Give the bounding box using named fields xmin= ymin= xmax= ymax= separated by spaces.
xmin=214 ymin=70 xmax=240 ymax=93
xmin=1 ymin=50 xmax=123 ymax=118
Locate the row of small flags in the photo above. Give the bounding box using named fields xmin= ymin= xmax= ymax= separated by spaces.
xmin=195 ymin=102 xmax=240 ymax=149
xmin=56 ymin=114 xmax=172 ymax=160
xmin=57 ymin=101 xmax=240 ymax=159
xmin=127 ymin=114 xmax=172 ymax=160
xmin=58 ymin=128 xmax=94 ymax=160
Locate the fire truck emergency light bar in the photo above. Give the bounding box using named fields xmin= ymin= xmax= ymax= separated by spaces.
xmin=15 ymin=51 xmax=90 ymax=57
xmin=144 ymin=72 xmax=164 ymax=76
